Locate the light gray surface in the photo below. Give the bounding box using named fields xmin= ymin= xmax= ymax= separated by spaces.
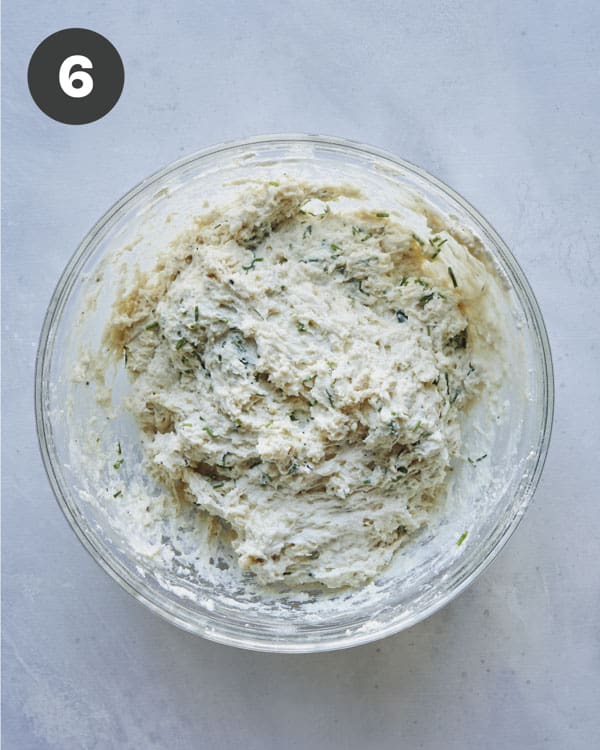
xmin=2 ymin=1 xmax=599 ymax=748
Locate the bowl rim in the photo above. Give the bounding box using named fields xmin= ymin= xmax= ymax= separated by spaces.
xmin=35 ymin=133 xmax=554 ymax=652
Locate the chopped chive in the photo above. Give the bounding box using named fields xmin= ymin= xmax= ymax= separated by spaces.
xmin=202 ymin=426 xmax=215 ymax=438
xmin=457 ymin=531 xmax=468 ymax=546
xmin=242 ymin=257 xmax=264 ymax=271
xmin=212 ymin=482 xmax=225 ymax=489
xmin=117 ymin=441 xmax=122 ymax=455
xmin=113 ymin=490 xmax=122 ymax=498
xmin=268 ymin=180 xmax=280 ymax=186
xmin=194 ymin=305 xmax=199 ymax=322
xmin=411 ymin=233 xmax=424 ymax=247
xmin=175 ymin=338 xmax=187 ymax=350
xmin=417 ymin=292 xmax=435 ymax=308
xmin=448 ymin=266 xmax=458 ymax=287
xmin=113 ymin=458 xmax=124 ymax=470
xmin=297 ymin=322 xmax=307 ymax=333
xmin=400 ymin=276 xmax=409 ymax=286
xmin=429 ymin=236 xmax=448 ymax=259
xmin=123 ymin=346 xmax=129 ymax=365
xmin=375 ymin=211 xmax=389 ymax=217
xmin=444 ymin=372 xmax=450 ymax=395
xmin=302 ymin=225 xmax=313 ymax=239
xmin=145 ymin=321 xmax=160 ymax=331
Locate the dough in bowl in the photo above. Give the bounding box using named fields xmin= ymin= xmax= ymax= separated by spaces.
xmin=104 ymin=179 xmax=502 ymax=589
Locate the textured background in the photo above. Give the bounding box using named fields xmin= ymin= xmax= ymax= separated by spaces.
xmin=2 ymin=1 xmax=599 ymax=748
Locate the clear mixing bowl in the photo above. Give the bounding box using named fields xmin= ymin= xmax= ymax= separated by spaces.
xmin=35 ymin=135 xmax=553 ymax=652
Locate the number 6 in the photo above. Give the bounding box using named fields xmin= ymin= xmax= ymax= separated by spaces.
xmin=59 ymin=55 xmax=94 ymax=98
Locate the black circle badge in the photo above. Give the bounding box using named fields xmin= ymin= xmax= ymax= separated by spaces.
xmin=28 ymin=28 xmax=124 ymax=125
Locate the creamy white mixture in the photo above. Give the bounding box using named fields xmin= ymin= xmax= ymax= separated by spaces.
xmin=104 ymin=180 xmax=500 ymax=589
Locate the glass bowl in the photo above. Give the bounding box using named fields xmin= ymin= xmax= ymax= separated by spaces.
xmin=35 ymin=135 xmax=553 ymax=652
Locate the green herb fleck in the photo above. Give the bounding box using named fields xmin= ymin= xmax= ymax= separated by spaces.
xmin=242 ymin=257 xmax=264 ymax=271
xmin=347 ymin=277 xmax=369 ymax=295
xmin=429 ymin=236 xmax=448 ymax=259
xmin=417 ymin=292 xmax=435 ymax=308
xmin=302 ymin=225 xmax=313 ymax=239
xmin=468 ymin=453 xmax=488 ymax=465
xmin=268 ymin=180 xmax=280 ymax=187
xmin=457 ymin=531 xmax=468 ymax=546
xmin=202 ymin=426 xmax=215 ymax=438
xmin=123 ymin=346 xmax=129 ymax=365
xmin=212 ymin=482 xmax=225 ymax=489
xmin=113 ymin=490 xmax=122 ymax=498
xmin=175 ymin=338 xmax=187 ymax=350
xmin=145 ymin=321 xmax=160 ymax=331
xmin=117 ymin=441 xmax=122 ymax=455
xmin=194 ymin=305 xmax=199 ymax=322
xmin=297 ymin=322 xmax=307 ymax=333
xmin=113 ymin=459 xmax=124 ymax=470
xmin=448 ymin=266 xmax=458 ymax=287
xmin=397 ymin=466 xmax=408 ymax=475
xmin=326 ymin=388 xmax=335 ymax=407
xmin=411 ymin=233 xmax=424 ymax=247
xmin=396 ymin=309 xmax=408 ymax=323
xmin=448 ymin=329 xmax=468 ymax=349
xmin=400 ymin=276 xmax=409 ymax=286
xmin=221 ymin=452 xmax=234 ymax=468
xmin=375 ymin=211 xmax=389 ymax=218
